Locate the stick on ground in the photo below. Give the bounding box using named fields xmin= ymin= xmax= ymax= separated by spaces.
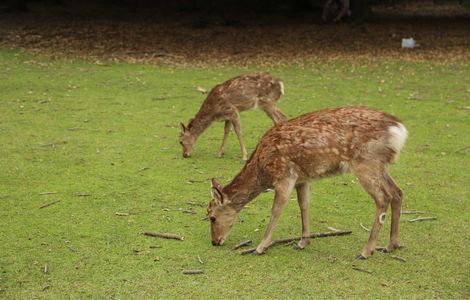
xmin=143 ymin=231 xmax=184 ymax=240
xmin=197 ymin=255 xmax=204 ymax=264
xmin=238 ymin=230 xmax=352 ymax=254
xmin=232 ymin=240 xmax=252 ymax=250
xmin=401 ymin=209 xmax=424 ymax=215
xmin=39 ymin=199 xmax=61 ymax=209
xmin=391 ymin=255 xmax=406 ymax=262
xmin=240 ymin=247 xmax=257 ymax=255
xmin=360 ymin=223 xmax=371 ymax=232
xmin=267 ymin=230 xmax=352 ymax=249
xmin=352 ymin=264 xmax=372 ymax=274
xmin=182 ymin=269 xmax=204 ymax=275
xmin=408 ymin=217 xmax=437 ymax=223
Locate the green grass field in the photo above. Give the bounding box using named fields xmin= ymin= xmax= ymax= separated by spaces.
xmin=1 ymin=48 xmax=469 ymax=298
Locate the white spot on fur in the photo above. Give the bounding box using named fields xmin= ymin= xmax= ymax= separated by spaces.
xmin=388 ymin=123 xmax=408 ymax=162
xmin=379 ymin=212 xmax=386 ymax=224
xmin=279 ymin=81 xmax=285 ymax=96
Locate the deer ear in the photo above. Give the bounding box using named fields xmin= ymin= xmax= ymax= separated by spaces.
xmin=179 ymin=122 xmax=187 ymax=132
xmin=211 ymin=178 xmax=225 ymax=205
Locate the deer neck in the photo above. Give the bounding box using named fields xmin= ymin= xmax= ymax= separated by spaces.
xmin=223 ymin=159 xmax=265 ymax=212
xmin=188 ymin=112 xmax=213 ymax=140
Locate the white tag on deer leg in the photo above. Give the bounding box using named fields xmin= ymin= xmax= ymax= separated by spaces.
xmin=379 ymin=213 xmax=386 ymax=224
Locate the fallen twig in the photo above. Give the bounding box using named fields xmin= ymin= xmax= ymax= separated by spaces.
xmin=267 ymin=230 xmax=352 ymax=249
xmin=401 ymin=209 xmax=424 ymax=215
xmin=39 ymin=200 xmax=61 ymax=209
xmin=143 ymin=231 xmax=184 ymax=241
xmin=352 ymin=264 xmax=372 ymax=274
xmin=182 ymin=269 xmax=204 ymax=275
xmin=240 ymin=247 xmax=257 ymax=255
xmin=197 ymin=255 xmax=204 ymax=264
xmin=391 ymin=255 xmax=406 ymax=263
xmin=115 ymin=212 xmax=129 ymax=216
xmin=238 ymin=230 xmax=352 ymax=254
xmin=42 ymin=285 xmax=51 ymax=291
xmin=74 ymin=192 xmax=91 ymax=197
xmin=139 ymin=167 xmax=150 ymax=172
xmin=408 ymin=217 xmax=437 ymax=223
xmin=232 ymin=240 xmax=252 ymax=250
xmin=43 ymin=264 xmax=48 ymax=274
xmin=39 ymin=192 xmax=57 ymax=195
xmin=360 ymin=223 xmax=370 ymax=232
xmin=180 ymin=209 xmax=197 ymax=215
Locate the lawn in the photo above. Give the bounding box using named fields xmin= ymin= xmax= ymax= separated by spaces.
xmin=0 ymin=48 xmax=469 ymax=298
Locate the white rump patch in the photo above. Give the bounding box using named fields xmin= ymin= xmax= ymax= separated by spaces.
xmin=388 ymin=123 xmax=408 ymax=162
xmin=279 ymin=81 xmax=285 ymax=96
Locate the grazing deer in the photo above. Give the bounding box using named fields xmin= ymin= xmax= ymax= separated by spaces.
xmin=179 ymin=73 xmax=286 ymax=161
xmin=207 ymin=106 xmax=408 ymax=259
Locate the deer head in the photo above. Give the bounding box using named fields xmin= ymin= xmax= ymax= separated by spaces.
xmin=207 ymin=178 xmax=238 ymax=246
xmin=179 ymin=121 xmax=195 ymax=158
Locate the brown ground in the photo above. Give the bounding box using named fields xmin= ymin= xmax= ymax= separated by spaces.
xmin=0 ymin=1 xmax=469 ymax=66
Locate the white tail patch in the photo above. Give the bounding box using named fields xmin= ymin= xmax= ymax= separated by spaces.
xmin=388 ymin=123 xmax=408 ymax=162
xmin=279 ymin=81 xmax=285 ymax=96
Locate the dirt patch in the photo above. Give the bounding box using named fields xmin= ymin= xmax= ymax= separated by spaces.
xmin=0 ymin=1 xmax=469 ymax=66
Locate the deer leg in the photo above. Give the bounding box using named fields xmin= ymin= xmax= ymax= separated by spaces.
xmin=218 ymin=120 xmax=232 ymax=157
xmin=351 ymin=160 xmax=390 ymax=259
xmin=384 ymin=173 xmax=403 ymax=252
xmin=230 ymin=114 xmax=248 ymax=161
xmin=296 ymin=182 xmax=311 ymax=250
xmin=255 ymin=176 xmax=297 ymax=254
xmin=259 ymin=100 xmax=286 ymax=124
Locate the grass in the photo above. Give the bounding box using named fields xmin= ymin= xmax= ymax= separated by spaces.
xmin=0 ymin=48 xmax=469 ymax=299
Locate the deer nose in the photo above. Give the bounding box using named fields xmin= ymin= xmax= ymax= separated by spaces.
xmin=183 ymin=152 xmax=190 ymax=158
xmin=212 ymin=240 xmax=218 ymax=246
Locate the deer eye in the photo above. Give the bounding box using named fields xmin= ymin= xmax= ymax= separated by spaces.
xmin=210 ymin=216 xmax=216 ymax=223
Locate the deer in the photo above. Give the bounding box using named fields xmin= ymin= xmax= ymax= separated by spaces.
xmin=207 ymin=106 xmax=408 ymax=259
xmin=179 ymin=73 xmax=287 ymax=161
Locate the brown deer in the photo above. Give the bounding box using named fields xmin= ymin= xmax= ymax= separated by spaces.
xmin=179 ymin=73 xmax=286 ymax=161
xmin=207 ymin=106 xmax=408 ymax=259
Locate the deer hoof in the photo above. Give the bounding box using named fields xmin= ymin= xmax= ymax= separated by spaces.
xmin=254 ymin=247 xmax=266 ymax=255
xmin=217 ymin=152 xmax=224 ymax=158
xmin=355 ymin=254 xmax=368 ymax=260
xmin=295 ymin=239 xmax=309 ymax=250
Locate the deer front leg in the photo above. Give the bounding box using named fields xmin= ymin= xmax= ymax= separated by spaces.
xmin=296 ymin=182 xmax=311 ymax=250
xmin=218 ymin=120 xmax=232 ymax=157
xmin=255 ymin=176 xmax=297 ymax=254
xmin=230 ymin=115 xmax=248 ymax=161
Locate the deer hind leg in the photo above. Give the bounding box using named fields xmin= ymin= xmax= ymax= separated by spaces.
xmin=255 ymin=176 xmax=297 ymax=254
xmin=296 ymin=182 xmax=312 ymax=250
xmin=383 ymin=172 xmax=403 ymax=252
xmin=259 ymin=99 xmax=287 ymax=124
xmin=230 ymin=112 xmax=248 ymax=161
xmin=218 ymin=120 xmax=232 ymax=158
xmin=351 ymin=160 xmax=391 ymax=259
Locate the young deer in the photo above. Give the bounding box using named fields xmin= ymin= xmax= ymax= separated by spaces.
xmin=207 ymin=106 xmax=408 ymax=259
xmin=179 ymin=73 xmax=286 ymax=161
